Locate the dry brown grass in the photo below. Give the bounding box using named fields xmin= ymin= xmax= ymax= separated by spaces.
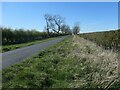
xmin=68 ymin=35 xmax=118 ymax=88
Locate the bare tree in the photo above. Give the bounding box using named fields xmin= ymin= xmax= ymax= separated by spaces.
xmin=61 ymin=24 xmax=71 ymax=34
xmin=44 ymin=14 xmax=52 ymax=36
xmin=50 ymin=22 xmax=58 ymax=33
xmin=72 ymin=25 xmax=80 ymax=35
xmin=44 ymin=14 xmax=65 ymax=34
xmin=53 ymin=15 xmax=64 ymax=33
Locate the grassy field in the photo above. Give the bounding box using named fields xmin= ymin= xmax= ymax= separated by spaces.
xmin=1 ymin=36 xmax=62 ymax=53
xmin=2 ymin=35 xmax=119 ymax=88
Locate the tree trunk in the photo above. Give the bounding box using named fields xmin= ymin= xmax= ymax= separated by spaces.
xmin=47 ymin=28 xmax=50 ymax=36
xmin=58 ymin=26 xmax=60 ymax=34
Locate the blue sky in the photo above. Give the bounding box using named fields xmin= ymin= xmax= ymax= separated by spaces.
xmin=2 ymin=2 xmax=118 ymax=33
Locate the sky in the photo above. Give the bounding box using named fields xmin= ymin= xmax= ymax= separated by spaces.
xmin=2 ymin=2 xmax=118 ymax=33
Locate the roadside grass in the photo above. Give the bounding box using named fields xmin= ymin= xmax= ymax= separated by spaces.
xmin=2 ymin=36 xmax=62 ymax=53
xmin=2 ymin=36 xmax=74 ymax=88
xmin=2 ymin=35 xmax=119 ymax=88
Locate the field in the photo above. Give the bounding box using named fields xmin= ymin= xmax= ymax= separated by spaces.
xmin=2 ymin=35 xmax=119 ymax=88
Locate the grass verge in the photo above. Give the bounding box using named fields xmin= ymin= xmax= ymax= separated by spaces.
xmin=2 ymin=35 xmax=119 ymax=88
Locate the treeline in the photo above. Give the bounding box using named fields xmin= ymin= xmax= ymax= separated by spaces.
xmin=2 ymin=14 xmax=80 ymax=45
xmin=80 ymin=30 xmax=120 ymax=51
xmin=44 ymin=14 xmax=80 ymax=35
xmin=2 ymin=27 xmax=69 ymax=45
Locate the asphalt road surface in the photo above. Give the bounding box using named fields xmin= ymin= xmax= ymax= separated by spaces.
xmin=2 ymin=36 xmax=68 ymax=70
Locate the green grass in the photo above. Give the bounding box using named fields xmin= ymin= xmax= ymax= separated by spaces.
xmin=2 ymin=36 xmax=73 ymax=88
xmin=1 ymin=36 xmax=62 ymax=53
xmin=2 ymin=35 xmax=119 ymax=88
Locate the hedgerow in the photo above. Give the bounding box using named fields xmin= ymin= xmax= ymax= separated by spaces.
xmin=80 ymin=30 xmax=120 ymax=51
xmin=1 ymin=27 xmax=68 ymax=45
